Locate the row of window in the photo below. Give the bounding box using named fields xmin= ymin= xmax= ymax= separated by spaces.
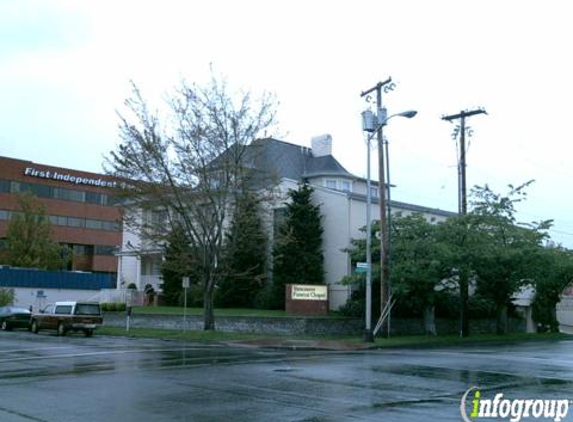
xmin=0 ymin=239 xmax=118 ymax=256
xmin=323 ymin=179 xmax=379 ymax=197
xmin=72 ymin=244 xmax=117 ymax=256
xmin=0 ymin=179 xmax=115 ymax=206
xmin=0 ymin=209 xmax=121 ymax=232
xmin=324 ymin=179 xmax=352 ymax=192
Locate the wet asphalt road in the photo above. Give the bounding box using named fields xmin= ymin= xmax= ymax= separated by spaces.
xmin=1 ymin=331 xmax=573 ymax=422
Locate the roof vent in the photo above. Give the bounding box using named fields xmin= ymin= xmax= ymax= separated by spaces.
xmin=311 ymin=134 xmax=332 ymax=157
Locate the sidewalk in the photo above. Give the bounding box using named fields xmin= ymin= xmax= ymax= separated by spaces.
xmin=227 ymin=338 xmax=378 ymax=351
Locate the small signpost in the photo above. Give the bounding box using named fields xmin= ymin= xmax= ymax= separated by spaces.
xmin=356 ymin=262 xmax=368 ymax=274
xmin=126 ymin=305 xmax=132 ymax=332
xmin=182 ymin=277 xmax=190 ymax=334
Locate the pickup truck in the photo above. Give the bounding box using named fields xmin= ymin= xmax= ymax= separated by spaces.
xmin=31 ymin=301 xmax=103 ymax=337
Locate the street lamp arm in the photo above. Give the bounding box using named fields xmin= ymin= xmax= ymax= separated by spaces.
xmin=366 ymin=110 xmax=418 ymax=142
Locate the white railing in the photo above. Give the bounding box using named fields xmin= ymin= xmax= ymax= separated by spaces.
xmin=87 ymin=289 xmax=145 ymax=306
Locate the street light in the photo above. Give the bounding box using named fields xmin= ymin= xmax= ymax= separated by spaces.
xmin=361 ymin=107 xmax=417 ymax=342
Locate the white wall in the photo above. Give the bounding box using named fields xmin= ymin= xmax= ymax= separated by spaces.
xmin=557 ymin=296 xmax=573 ymax=333
xmin=115 ymin=178 xmax=454 ymax=310
xmin=10 ymin=287 xmax=101 ymax=312
xmin=312 ymin=187 xmax=352 ymax=309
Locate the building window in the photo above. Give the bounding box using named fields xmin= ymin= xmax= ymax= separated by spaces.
xmin=10 ymin=182 xmax=21 ymax=193
xmin=0 ymin=180 xmax=10 ymax=193
xmin=67 ymin=217 xmax=85 ymax=228
xmin=73 ymin=245 xmax=91 ymax=256
xmin=340 ymin=180 xmax=351 ymax=192
xmin=370 ymin=187 xmax=379 ymax=198
xmin=86 ymin=219 xmax=103 ymax=230
xmin=86 ymin=191 xmax=106 ymax=205
xmin=94 ymin=245 xmax=118 ymax=256
xmin=325 ymin=179 xmax=337 ymax=190
xmin=56 ymin=216 xmax=68 ymax=226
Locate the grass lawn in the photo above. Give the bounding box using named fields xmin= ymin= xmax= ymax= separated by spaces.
xmin=131 ymin=306 xmax=345 ymax=318
xmin=372 ymin=332 xmax=573 ymax=348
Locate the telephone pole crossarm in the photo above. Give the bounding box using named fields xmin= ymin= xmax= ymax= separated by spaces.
xmin=360 ymin=78 xmax=392 ymax=98
xmin=441 ymin=108 xmax=487 ymax=122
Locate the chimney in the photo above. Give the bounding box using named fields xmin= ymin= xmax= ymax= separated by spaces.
xmin=311 ymin=134 xmax=332 ymax=157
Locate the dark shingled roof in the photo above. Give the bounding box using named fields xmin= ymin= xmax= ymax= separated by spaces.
xmin=248 ymin=138 xmax=354 ymax=181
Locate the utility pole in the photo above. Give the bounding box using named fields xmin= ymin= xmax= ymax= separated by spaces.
xmin=361 ymin=78 xmax=392 ymax=338
xmin=442 ymin=108 xmax=486 ymax=337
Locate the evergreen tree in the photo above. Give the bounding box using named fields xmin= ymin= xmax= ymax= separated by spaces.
xmin=160 ymin=225 xmax=201 ymax=306
xmin=272 ymin=183 xmax=324 ymax=309
xmin=5 ymin=192 xmax=68 ymax=270
xmin=217 ymin=193 xmax=268 ymax=308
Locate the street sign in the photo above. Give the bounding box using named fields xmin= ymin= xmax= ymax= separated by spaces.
xmin=355 ymin=262 xmax=368 ymax=274
xmin=182 ymin=277 xmax=190 ymax=288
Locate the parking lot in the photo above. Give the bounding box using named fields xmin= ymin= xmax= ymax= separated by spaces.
xmin=1 ymin=330 xmax=573 ymax=422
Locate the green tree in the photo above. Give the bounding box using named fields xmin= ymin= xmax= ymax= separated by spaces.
xmin=338 ymin=221 xmax=381 ymax=319
xmin=436 ymin=213 xmax=480 ymax=337
xmin=469 ymin=182 xmax=549 ymax=334
xmin=5 ymin=192 xmax=68 ymax=270
xmin=272 ymin=183 xmax=324 ymax=309
xmin=390 ymin=214 xmax=452 ymax=335
xmin=532 ymin=246 xmax=573 ymax=332
xmin=217 ymin=193 xmax=268 ymax=308
xmin=160 ymin=225 xmax=201 ymax=306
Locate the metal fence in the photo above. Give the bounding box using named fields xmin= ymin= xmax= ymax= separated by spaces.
xmin=0 ymin=267 xmax=116 ymax=290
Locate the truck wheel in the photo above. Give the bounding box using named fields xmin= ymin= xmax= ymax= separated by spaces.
xmin=84 ymin=329 xmax=93 ymax=337
xmin=1 ymin=321 xmax=9 ymax=331
xmin=31 ymin=320 xmax=39 ymax=334
xmin=57 ymin=322 xmax=67 ymax=336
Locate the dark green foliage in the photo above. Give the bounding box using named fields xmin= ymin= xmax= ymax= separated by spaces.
xmin=0 ymin=288 xmax=14 ymax=306
xmin=340 ymin=181 xmax=565 ymax=336
xmin=389 ymin=214 xmax=454 ymax=334
xmin=271 ymin=183 xmax=324 ymax=309
xmin=101 ymin=303 xmax=127 ymax=312
xmin=4 ymin=192 xmax=69 ymax=270
xmin=469 ymin=182 xmax=549 ymax=334
xmin=217 ymin=193 xmax=268 ymax=308
xmin=160 ymin=226 xmax=202 ymax=306
xmin=532 ymin=247 xmax=573 ymax=332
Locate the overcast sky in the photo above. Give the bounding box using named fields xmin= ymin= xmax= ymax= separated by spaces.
xmin=1 ymin=1 xmax=572 ymax=246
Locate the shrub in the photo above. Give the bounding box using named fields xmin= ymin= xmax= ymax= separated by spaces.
xmin=101 ymin=302 xmax=127 ymax=312
xmin=0 ymin=288 xmax=14 ymax=306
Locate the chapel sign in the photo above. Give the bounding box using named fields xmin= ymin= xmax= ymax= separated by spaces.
xmin=285 ymin=284 xmax=328 ymax=316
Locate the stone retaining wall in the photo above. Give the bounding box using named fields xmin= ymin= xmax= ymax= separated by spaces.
xmin=103 ymin=313 xmax=525 ymax=336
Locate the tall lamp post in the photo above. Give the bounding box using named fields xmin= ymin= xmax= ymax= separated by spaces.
xmin=361 ymin=107 xmax=417 ymax=342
